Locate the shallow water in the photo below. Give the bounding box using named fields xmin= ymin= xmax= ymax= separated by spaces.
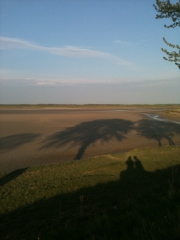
xmin=143 ymin=113 xmax=180 ymax=125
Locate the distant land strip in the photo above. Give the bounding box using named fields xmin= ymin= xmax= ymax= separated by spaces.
xmin=0 ymin=104 xmax=180 ymax=109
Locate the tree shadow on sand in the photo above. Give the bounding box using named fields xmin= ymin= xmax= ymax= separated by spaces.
xmin=136 ymin=119 xmax=180 ymax=146
xmin=0 ymin=133 xmax=41 ymax=152
xmin=41 ymin=119 xmax=134 ymax=160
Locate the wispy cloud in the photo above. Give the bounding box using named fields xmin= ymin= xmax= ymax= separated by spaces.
xmin=1 ymin=77 xmax=179 ymax=88
xmin=114 ymin=39 xmax=148 ymax=46
xmin=0 ymin=36 xmax=129 ymax=65
xmin=0 ymin=77 xmax=112 ymax=86
xmin=113 ymin=40 xmax=134 ymax=46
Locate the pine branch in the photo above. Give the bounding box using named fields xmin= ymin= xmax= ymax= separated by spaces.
xmin=153 ymin=0 xmax=180 ymax=28
xmin=162 ymin=38 xmax=180 ymax=68
xmin=154 ymin=1 xmax=180 ymax=69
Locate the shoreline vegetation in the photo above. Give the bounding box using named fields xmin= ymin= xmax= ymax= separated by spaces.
xmin=0 ymin=103 xmax=180 ymax=109
xmin=0 ymin=146 xmax=180 ymax=239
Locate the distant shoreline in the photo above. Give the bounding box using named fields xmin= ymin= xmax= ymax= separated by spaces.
xmin=0 ymin=103 xmax=180 ymax=110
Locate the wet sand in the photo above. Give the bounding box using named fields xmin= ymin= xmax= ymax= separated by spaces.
xmin=0 ymin=108 xmax=180 ymax=173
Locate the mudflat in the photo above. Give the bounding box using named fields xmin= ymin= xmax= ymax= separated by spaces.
xmin=0 ymin=108 xmax=180 ymax=173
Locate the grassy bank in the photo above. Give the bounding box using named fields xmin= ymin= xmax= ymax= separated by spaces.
xmin=0 ymin=146 xmax=180 ymax=239
xmin=159 ymin=108 xmax=180 ymax=121
xmin=164 ymin=109 xmax=180 ymax=116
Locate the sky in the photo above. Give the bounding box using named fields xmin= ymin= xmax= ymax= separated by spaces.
xmin=0 ymin=0 xmax=179 ymax=104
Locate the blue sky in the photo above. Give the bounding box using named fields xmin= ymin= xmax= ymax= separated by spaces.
xmin=0 ymin=0 xmax=179 ymax=104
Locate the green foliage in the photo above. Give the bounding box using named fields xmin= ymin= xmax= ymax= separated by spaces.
xmin=153 ymin=0 xmax=180 ymax=69
xmin=154 ymin=0 xmax=180 ymax=28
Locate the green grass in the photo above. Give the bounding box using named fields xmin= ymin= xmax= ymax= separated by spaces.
xmin=164 ymin=109 xmax=180 ymax=114
xmin=0 ymin=146 xmax=180 ymax=239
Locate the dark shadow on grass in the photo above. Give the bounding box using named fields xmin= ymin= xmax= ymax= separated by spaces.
xmin=0 ymin=158 xmax=180 ymax=239
xmin=136 ymin=119 xmax=180 ymax=146
xmin=120 ymin=156 xmax=148 ymax=188
xmin=0 ymin=133 xmax=41 ymax=152
xmin=0 ymin=168 xmax=28 ymax=187
xmin=40 ymin=119 xmax=134 ymax=160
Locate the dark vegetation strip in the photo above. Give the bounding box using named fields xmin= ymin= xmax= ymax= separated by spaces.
xmin=0 ymin=104 xmax=180 ymax=109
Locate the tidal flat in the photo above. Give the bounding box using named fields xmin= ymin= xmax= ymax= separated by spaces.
xmin=0 ymin=105 xmax=180 ymax=173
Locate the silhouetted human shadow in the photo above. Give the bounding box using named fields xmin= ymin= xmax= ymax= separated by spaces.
xmin=40 ymin=119 xmax=134 ymax=160
xmin=0 ymin=133 xmax=41 ymax=152
xmin=125 ymin=156 xmax=134 ymax=171
xmin=0 ymin=168 xmax=28 ymax=187
xmin=136 ymin=119 xmax=180 ymax=146
xmin=120 ymin=156 xmax=146 ymax=186
xmin=134 ymin=156 xmax=145 ymax=172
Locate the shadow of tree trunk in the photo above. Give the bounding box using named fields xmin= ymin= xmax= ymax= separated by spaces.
xmin=41 ymin=119 xmax=134 ymax=159
xmin=136 ymin=119 xmax=180 ymax=146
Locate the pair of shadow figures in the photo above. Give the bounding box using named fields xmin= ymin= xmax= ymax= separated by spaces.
xmin=119 ymin=156 xmax=148 ymax=187
xmin=0 ymin=118 xmax=180 ymax=160
xmin=0 ymin=155 xmax=146 ymax=188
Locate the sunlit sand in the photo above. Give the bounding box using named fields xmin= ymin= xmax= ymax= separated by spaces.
xmin=0 ymin=107 xmax=180 ymax=173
